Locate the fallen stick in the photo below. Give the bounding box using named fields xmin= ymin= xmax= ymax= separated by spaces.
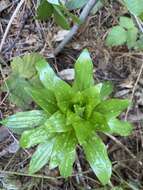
xmin=54 ymin=0 xmax=99 ymax=56
xmin=0 ymin=0 xmax=25 ymax=52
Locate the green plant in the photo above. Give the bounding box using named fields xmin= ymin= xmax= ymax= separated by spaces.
xmin=1 ymin=53 xmax=43 ymax=109
xmin=36 ymin=0 xmax=80 ymax=29
xmin=106 ymin=0 xmax=143 ymax=50
xmin=106 ymin=16 xmax=138 ymax=48
xmin=1 ymin=49 xmax=132 ymax=185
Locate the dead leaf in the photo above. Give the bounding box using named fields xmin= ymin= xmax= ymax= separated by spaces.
xmin=58 ymin=68 xmax=74 ymax=81
xmin=7 ymin=140 xmax=19 ymax=153
xmin=53 ymin=30 xmax=69 ymax=42
xmin=0 ymin=0 xmax=10 ymax=12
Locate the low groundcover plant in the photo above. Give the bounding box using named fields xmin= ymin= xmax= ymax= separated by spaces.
xmin=1 ymin=49 xmax=132 ymax=185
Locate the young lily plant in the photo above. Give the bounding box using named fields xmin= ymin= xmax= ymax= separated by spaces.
xmin=1 ymin=49 xmax=132 ymax=185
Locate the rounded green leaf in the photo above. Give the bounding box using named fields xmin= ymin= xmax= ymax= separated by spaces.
xmin=124 ymin=0 xmax=143 ymax=16
xmin=119 ymin=16 xmax=135 ymax=29
xmin=37 ymin=0 xmax=53 ymax=20
xmin=106 ymin=26 xmax=127 ymax=46
xmin=83 ymin=132 xmax=112 ymax=185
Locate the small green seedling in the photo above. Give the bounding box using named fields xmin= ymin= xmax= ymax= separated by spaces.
xmin=106 ymin=16 xmax=138 ymax=48
xmin=1 ymin=49 xmax=132 ymax=185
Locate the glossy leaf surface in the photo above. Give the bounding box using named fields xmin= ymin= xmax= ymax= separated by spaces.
xmin=99 ymin=81 xmax=113 ymax=100
xmin=73 ymin=119 xmax=93 ymax=145
xmin=26 ymin=87 xmax=57 ymax=115
xmin=83 ymin=133 xmax=112 ymax=185
xmin=108 ymin=118 xmax=133 ymax=136
xmin=50 ymin=132 xmax=77 ymax=177
xmin=95 ymin=99 xmax=130 ymax=119
xmin=36 ymin=60 xmax=73 ymax=112
xmin=20 ymin=126 xmax=53 ymax=148
xmin=44 ymin=111 xmax=71 ymax=132
xmin=1 ymin=110 xmax=47 ymax=129
xmin=29 ymin=140 xmax=55 ymax=174
xmin=73 ymin=49 xmax=94 ymax=91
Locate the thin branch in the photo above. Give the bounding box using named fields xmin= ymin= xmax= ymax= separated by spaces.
xmin=54 ymin=0 xmax=99 ymax=56
xmin=107 ymin=134 xmax=143 ymax=166
xmin=0 ymin=0 xmax=25 ymax=52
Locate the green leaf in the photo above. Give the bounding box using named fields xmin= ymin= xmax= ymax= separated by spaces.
xmin=135 ymin=35 xmax=143 ymax=50
xmin=55 ymin=80 xmax=74 ymax=113
xmin=20 ymin=126 xmax=53 ymax=148
xmin=82 ymin=86 xmax=101 ymax=118
xmin=37 ymin=0 xmax=53 ymax=20
xmin=50 ymin=132 xmax=77 ymax=177
xmin=73 ymin=49 xmax=94 ymax=91
xmin=126 ymin=28 xmax=138 ymax=48
xmin=73 ymin=118 xmax=94 ymax=144
xmin=95 ymin=99 xmax=130 ymax=119
xmin=59 ymin=133 xmax=77 ymax=177
xmin=4 ymin=74 xmax=32 ymax=109
xmin=66 ymin=0 xmax=87 ymax=10
xmin=119 ymin=16 xmax=135 ymax=29
xmin=83 ymin=132 xmax=112 ymax=185
xmin=1 ymin=110 xmax=47 ymax=129
xmin=90 ymin=112 xmax=109 ymax=132
xmin=11 ymin=53 xmax=42 ymax=79
xmin=36 ymin=59 xmax=59 ymax=90
xmin=36 ymin=59 xmax=73 ymax=113
xmin=2 ymin=53 xmax=43 ymax=109
xmin=124 ymin=0 xmax=143 ymax=16
xmin=44 ymin=111 xmax=72 ymax=132
xmin=25 ymin=87 xmax=57 ymax=115
xmin=107 ymin=118 xmax=133 ymax=136
xmin=53 ymin=5 xmax=70 ymax=29
xmin=29 ymin=140 xmax=55 ymax=174
xmin=99 ymin=81 xmax=113 ymax=100
xmin=106 ymin=26 xmax=127 ymax=46
xmin=60 ymin=4 xmax=81 ymax=24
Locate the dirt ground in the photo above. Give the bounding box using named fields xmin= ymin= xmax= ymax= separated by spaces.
xmin=0 ymin=0 xmax=143 ymax=189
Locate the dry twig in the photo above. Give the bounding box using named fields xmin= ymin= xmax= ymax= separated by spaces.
xmin=54 ymin=0 xmax=99 ymax=56
xmin=0 ymin=0 xmax=25 ymax=52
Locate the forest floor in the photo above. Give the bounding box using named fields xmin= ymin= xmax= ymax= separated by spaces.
xmin=0 ymin=0 xmax=143 ymax=189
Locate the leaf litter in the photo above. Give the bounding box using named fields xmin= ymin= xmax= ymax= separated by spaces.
xmin=0 ymin=0 xmax=143 ymax=189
